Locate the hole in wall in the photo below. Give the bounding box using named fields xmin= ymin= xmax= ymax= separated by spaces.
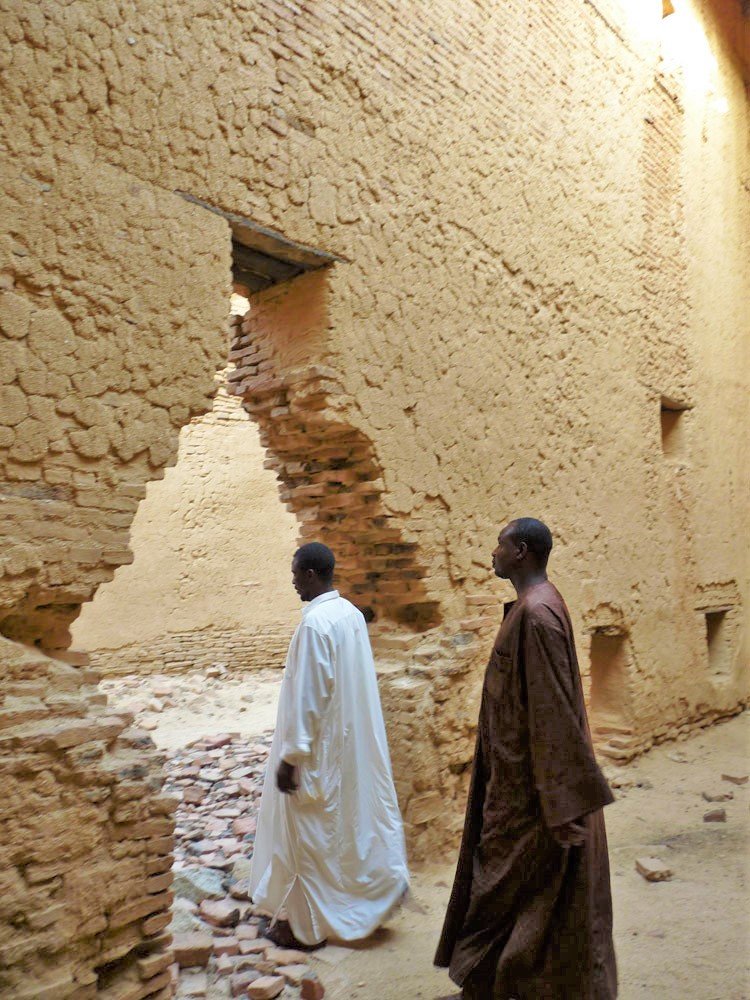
xmin=705 ymin=609 xmax=732 ymax=679
xmin=660 ymin=395 xmax=691 ymax=457
xmin=695 ymin=583 xmax=742 ymax=685
xmin=95 ymin=954 xmax=133 ymax=991
xmin=589 ymin=630 xmax=632 ymax=733
xmin=71 ymin=293 xmax=302 ymax=678
xmin=74 ymin=197 xmax=441 ymax=686
xmin=230 ymin=291 xmax=251 ymax=315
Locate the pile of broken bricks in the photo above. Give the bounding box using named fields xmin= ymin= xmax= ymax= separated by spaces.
xmin=172 ymin=925 xmax=325 ymax=999
xmin=634 ymin=771 xmax=747 ymax=883
xmin=165 ymin=731 xmax=270 ymax=874
xmin=163 ymin=731 xmax=327 ymax=998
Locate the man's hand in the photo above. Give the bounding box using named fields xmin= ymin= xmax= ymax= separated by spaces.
xmin=276 ymin=760 xmax=299 ymax=795
xmin=551 ymin=819 xmax=587 ymax=848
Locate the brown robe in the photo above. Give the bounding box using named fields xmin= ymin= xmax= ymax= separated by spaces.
xmin=435 ymin=581 xmax=617 ymax=999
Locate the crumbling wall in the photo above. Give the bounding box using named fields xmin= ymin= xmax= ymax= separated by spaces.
xmin=1 ymin=638 xmax=176 ymax=999
xmin=0 ymin=156 xmax=229 ymax=657
xmin=3 ymin=0 xmax=744 ymax=718
xmin=1 ymin=0 xmax=748 ymax=984
xmin=71 ymin=371 xmax=300 ymax=675
xmin=1 ymin=152 xmax=229 ymax=993
xmin=227 ymin=280 xmax=442 ymax=627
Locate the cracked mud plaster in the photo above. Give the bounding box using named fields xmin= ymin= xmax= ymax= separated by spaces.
xmin=72 ymin=370 xmax=301 ymax=673
xmin=0 ymin=155 xmax=229 ymax=652
xmin=0 ymin=0 xmax=748 ymax=995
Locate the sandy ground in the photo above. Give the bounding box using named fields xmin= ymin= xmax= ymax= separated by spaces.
xmin=314 ymin=712 xmax=749 ymax=1000
xmin=151 ymin=671 xmax=283 ymax=752
xmin=116 ymin=673 xmax=749 ymax=999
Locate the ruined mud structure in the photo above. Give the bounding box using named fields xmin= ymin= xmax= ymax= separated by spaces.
xmin=1 ymin=0 xmax=748 ymax=996
xmin=72 ymin=364 xmax=301 ymax=678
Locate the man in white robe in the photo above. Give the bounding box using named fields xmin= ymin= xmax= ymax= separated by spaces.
xmin=249 ymin=542 xmax=409 ymax=947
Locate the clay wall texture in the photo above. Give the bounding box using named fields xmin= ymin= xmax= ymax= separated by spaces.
xmin=0 ymin=638 xmax=177 ymax=999
xmin=1 ymin=0 xmax=748 ymax=995
xmin=71 ymin=370 xmax=300 ymax=675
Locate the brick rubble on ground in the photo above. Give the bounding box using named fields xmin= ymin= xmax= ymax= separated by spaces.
xmin=703 ymin=807 xmax=727 ymax=822
xmin=635 ymin=857 xmax=673 ymax=882
xmin=163 ymin=729 xmax=326 ymax=998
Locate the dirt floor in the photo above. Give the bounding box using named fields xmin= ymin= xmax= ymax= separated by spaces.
xmin=313 ymin=712 xmax=749 ymax=1000
xmin=104 ymin=671 xmax=749 ymax=999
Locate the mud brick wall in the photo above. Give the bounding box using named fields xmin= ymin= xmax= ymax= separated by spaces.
xmin=72 ymin=370 xmax=300 ymax=674
xmin=3 ymin=0 xmax=744 ymax=742
xmin=0 ymin=126 xmax=229 ymax=992
xmin=0 ymin=638 xmax=175 ymax=998
xmin=0 ymin=159 xmax=229 ymax=658
xmin=372 ymin=626 xmax=487 ymax=861
xmin=85 ymin=624 xmax=292 ymax=678
xmin=1 ymin=0 xmax=748 ymax=991
xmin=1 ymin=68 xmax=229 ymax=998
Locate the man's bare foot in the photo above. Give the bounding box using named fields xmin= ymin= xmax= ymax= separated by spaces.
xmin=264 ymin=918 xmax=326 ymax=951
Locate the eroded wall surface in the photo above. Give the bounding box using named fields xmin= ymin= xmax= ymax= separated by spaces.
xmin=71 ymin=370 xmax=300 ymax=676
xmin=0 ymin=158 xmax=230 ymax=657
xmin=1 ymin=0 xmax=748 ymax=993
xmin=0 ymin=150 xmax=229 ymax=994
xmin=0 ymin=637 xmax=176 ymax=999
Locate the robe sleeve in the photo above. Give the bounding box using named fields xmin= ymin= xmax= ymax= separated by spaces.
xmin=280 ymin=623 xmax=335 ymax=764
xmin=523 ymin=607 xmax=614 ymax=829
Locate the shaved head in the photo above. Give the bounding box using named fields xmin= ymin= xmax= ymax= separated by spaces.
xmin=504 ymin=518 xmax=553 ymax=568
xmin=293 ymin=542 xmax=335 ymax=582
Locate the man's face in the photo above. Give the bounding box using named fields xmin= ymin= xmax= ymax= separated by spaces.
xmin=291 ymin=558 xmax=315 ymax=602
xmin=491 ymin=526 xmax=519 ymax=579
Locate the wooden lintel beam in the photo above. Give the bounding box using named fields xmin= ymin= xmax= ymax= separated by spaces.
xmin=177 ymin=191 xmax=348 ymax=271
xmin=231 ymin=241 xmax=303 ymax=283
xmin=231 ymin=265 xmax=274 ymax=293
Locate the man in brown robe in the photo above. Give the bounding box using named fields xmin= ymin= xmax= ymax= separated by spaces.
xmin=435 ymin=518 xmax=617 ymax=999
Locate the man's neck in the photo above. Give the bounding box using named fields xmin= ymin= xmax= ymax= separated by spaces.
xmin=306 ymin=583 xmax=335 ymax=602
xmin=509 ymin=568 xmax=548 ymax=598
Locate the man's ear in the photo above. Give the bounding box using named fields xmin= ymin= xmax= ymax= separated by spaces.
xmin=516 ymin=541 xmax=528 ymax=561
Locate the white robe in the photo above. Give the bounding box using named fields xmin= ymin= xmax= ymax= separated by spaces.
xmin=249 ymin=590 xmax=409 ymax=945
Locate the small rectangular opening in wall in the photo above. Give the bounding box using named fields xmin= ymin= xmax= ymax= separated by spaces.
xmin=660 ymin=396 xmax=690 ymax=457
xmin=176 ymin=191 xmax=347 ymax=293
xmin=705 ymin=609 xmax=731 ymax=678
xmin=590 ymin=631 xmax=630 ymax=728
